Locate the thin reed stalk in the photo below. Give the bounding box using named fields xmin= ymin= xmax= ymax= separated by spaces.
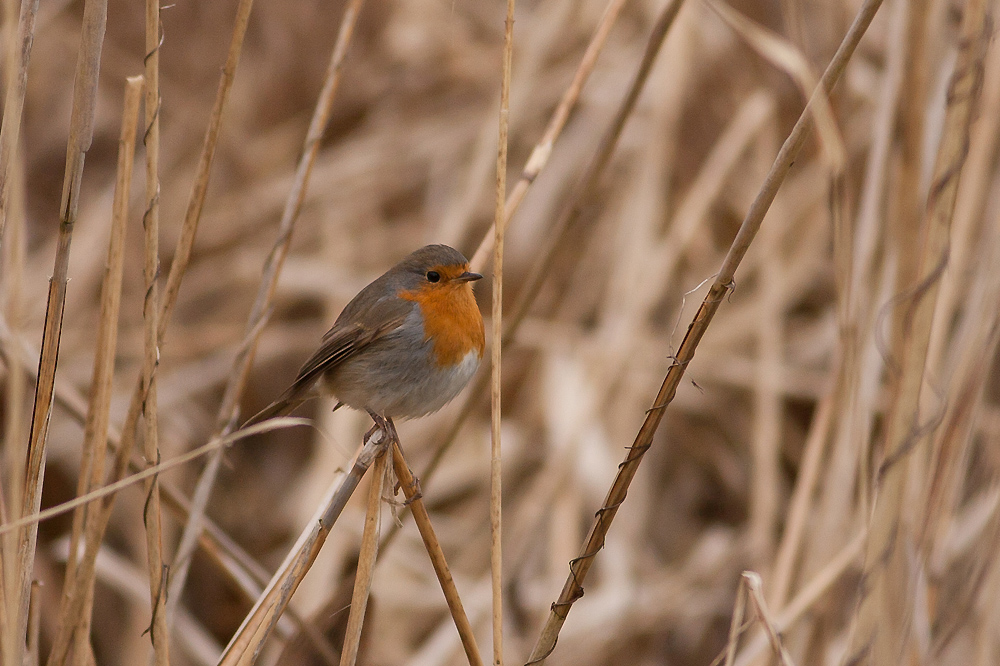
xmin=390 ymin=441 xmax=486 ymax=666
xmin=490 ymin=0 xmax=516 ymax=663
xmin=16 ymin=1 xmax=107 ymax=663
xmin=50 ymin=74 xmax=142 ymax=666
xmin=338 ymin=450 xmax=386 ymax=666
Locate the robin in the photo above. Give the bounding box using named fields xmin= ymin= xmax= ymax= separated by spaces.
xmin=244 ymin=244 xmax=485 ymax=435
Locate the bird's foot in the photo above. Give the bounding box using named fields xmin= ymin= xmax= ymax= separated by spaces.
xmin=366 ymin=410 xmax=398 ymax=444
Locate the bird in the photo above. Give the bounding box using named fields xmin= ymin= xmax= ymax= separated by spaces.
xmin=243 ymin=244 xmax=485 ymax=438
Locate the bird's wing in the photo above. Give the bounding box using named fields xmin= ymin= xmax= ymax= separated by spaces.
xmin=241 ymin=297 xmax=414 ymax=428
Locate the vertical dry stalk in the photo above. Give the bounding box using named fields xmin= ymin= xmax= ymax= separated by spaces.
xmin=16 ymin=0 xmax=107 ymax=663
xmin=0 ymin=0 xmax=38 ymax=241
xmin=524 ymin=0 xmax=884 ymax=661
xmin=490 ymin=0 xmax=516 ymax=664
xmin=50 ymin=74 xmax=143 ymax=666
xmin=846 ymin=0 xmax=990 ymax=660
xmin=390 ymin=442 xmax=485 ymax=666
xmin=0 ymin=7 xmax=31 ymax=653
xmin=421 ymin=0 xmax=688 ymax=489
xmin=469 ymin=0 xmax=629 ymax=271
xmin=338 ymin=450 xmax=386 ymax=666
xmin=169 ymin=0 xmax=367 ymax=613
xmin=139 ymin=0 xmax=170 ymax=662
xmin=157 ymin=0 xmax=255 ymax=339
xmin=217 ymin=431 xmax=386 ymax=666
xmin=886 ymin=0 xmax=929 ymax=357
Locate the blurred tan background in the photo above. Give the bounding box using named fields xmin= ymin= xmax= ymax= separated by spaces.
xmin=3 ymin=0 xmax=1000 ymax=664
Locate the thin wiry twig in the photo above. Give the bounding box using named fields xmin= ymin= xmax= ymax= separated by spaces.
xmin=50 ymin=74 xmax=143 ymax=666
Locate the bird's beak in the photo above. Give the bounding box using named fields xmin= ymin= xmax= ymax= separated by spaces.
xmin=456 ymin=271 xmax=483 ymax=282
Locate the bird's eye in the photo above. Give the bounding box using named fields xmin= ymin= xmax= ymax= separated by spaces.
xmin=426 ymin=270 xmax=441 ymax=283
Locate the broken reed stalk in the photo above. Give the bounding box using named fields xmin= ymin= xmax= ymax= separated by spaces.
xmin=731 ymin=530 xmax=866 ymax=666
xmin=139 ymin=0 xmax=170 ymax=660
xmin=722 ymin=572 xmax=748 ymax=666
xmin=13 ymin=0 xmax=108 ymax=663
xmin=524 ymin=0 xmax=884 ymax=661
xmin=421 ymin=0 xmax=688 ymax=488
xmin=469 ymin=0 xmax=629 ymax=272
xmin=50 ymin=74 xmax=143 ymax=666
xmin=217 ymin=429 xmax=388 ymax=666
xmin=0 ymin=0 xmax=38 ymax=242
xmin=490 ymin=0 xmax=516 ymax=663
xmin=742 ymin=573 xmax=794 ymax=666
xmin=338 ymin=449 xmax=386 ymax=666
xmin=169 ymin=0 xmax=368 ymax=612
xmin=390 ymin=441 xmax=485 ymax=666
xmin=845 ymin=0 xmax=990 ymax=662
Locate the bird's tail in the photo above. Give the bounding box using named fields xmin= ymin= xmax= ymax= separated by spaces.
xmin=241 ymin=392 xmax=309 ymax=429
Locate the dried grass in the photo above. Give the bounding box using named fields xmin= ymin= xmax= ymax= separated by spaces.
xmin=2 ymin=0 xmax=1000 ymax=665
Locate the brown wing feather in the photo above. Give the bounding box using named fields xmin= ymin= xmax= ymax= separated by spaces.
xmin=241 ymin=295 xmax=414 ymax=428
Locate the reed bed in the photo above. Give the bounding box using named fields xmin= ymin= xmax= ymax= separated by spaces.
xmin=1 ymin=0 xmax=999 ymax=664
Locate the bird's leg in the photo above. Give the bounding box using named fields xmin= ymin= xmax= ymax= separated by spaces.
xmin=366 ymin=410 xmax=397 ymax=444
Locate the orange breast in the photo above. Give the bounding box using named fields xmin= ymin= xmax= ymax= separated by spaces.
xmin=401 ymin=283 xmax=485 ymax=367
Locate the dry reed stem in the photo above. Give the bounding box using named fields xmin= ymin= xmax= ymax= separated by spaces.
xmin=469 ymin=0 xmax=628 ymax=272
xmin=846 ymin=0 xmax=990 ymax=661
xmin=156 ymin=0 xmax=255 ymax=342
xmin=49 ymin=74 xmax=142 ymax=666
xmin=524 ymin=0 xmax=883 ymax=662
xmin=420 ymin=0 xmax=688 ymax=488
xmin=769 ymin=387 xmax=835 ymax=607
xmin=886 ymin=0 xmax=930 ymax=366
xmin=707 ymin=0 xmax=845 ymax=171
xmin=0 ymin=0 xmax=38 ymax=242
xmin=170 ymin=0 xmax=366 ymax=613
xmin=27 ymin=579 xmax=40 ymax=666
xmin=722 ymin=573 xmax=748 ymax=666
xmin=14 ymin=0 xmax=107 ymax=662
xmin=338 ymin=449 xmax=386 ymax=666
xmin=158 ymin=0 xmax=258 ymax=616
xmin=216 ymin=428 xmax=386 ymax=666
xmin=138 ymin=0 xmax=170 ymax=661
xmin=106 ymin=0 xmax=255 ymax=505
xmin=490 ymin=0 xmax=516 ymax=664
xmin=390 ymin=440 xmax=485 ymax=666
